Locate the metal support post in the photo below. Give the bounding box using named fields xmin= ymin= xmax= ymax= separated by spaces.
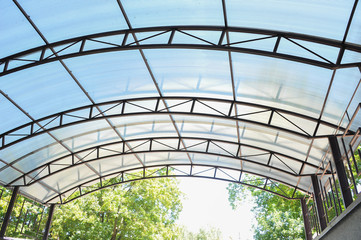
xmin=328 ymin=136 xmax=353 ymax=208
xmin=311 ymin=175 xmax=327 ymax=231
xmin=42 ymin=204 xmax=55 ymax=240
xmin=0 ymin=186 xmax=19 ymax=239
xmin=300 ymin=198 xmax=313 ymax=240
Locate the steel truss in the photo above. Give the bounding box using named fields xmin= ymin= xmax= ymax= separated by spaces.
xmin=7 ymin=136 xmax=331 ymax=188
xmin=45 ymin=163 xmax=310 ymax=204
xmin=1 ymin=26 xmax=361 ymax=76
xmin=0 ymin=97 xmax=353 ymax=151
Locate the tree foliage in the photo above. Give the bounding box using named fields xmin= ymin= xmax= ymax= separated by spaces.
xmin=227 ymin=183 xmax=305 ymax=240
xmin=178 ymin=225 xmax=223 ymax=240
xmin=50 ymin=177 xmax=183 ymax=240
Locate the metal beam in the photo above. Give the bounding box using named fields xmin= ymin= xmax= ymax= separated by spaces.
xmin=221 ymin=0 xmax=243 ymax=158
xmin=300 ymin=198 xmax=313 ymax=240
xmin=2 ymin=26 xmax=361 ymax=77
xmin=0 ymin=186 xmax=19 ymax=239
xmin=336 ymin=0 xmax=359 ymax=65
xmin=311 ymin=175 xmax=327 ymax=231
xmin=43 ymin=163 xmax=309 ymax=204
xmin=0 ymin=97 xmax=353 ymax=152
xmin=328 ymin=136 xmax=353 ymax=208
xmin=116 ymin=0 xmax=193 ymax=165
xmin=42 ymin=204 xmax=55 ymax=240
xmin=6 ymin=136 xmax=330 ymax=187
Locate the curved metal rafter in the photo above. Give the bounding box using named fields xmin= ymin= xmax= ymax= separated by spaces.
xmin=6 ymin=136 xmax=331 ymax=187
xmin=1 ymin=26 xmax=361 ymax=76
xmin=0 ymin=97 xmax=354 ymax=151
xmin=44 ymin=163 xmax=310 ymax=205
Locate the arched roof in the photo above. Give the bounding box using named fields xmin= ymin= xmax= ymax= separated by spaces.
xmin=0 ymin=0 xmax=361 ymax=204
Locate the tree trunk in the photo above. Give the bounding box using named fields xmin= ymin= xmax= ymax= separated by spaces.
xmin=110 ymin=217 xmax=118 ymax=240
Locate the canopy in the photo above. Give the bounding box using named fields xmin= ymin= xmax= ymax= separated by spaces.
xmin=0 ymin=0 xmax=361 ymax=204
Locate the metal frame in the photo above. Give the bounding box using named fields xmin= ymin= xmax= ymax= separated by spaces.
xmin=220 ymin=0 xmax=243 ymax=154
xmin=1 ymin=26 xmax=361 ymax=76
xmin=0 ymin=97 xmax=353 ymax=151
xmin=42 ymin=204 xmax=55 ymax=240
xmin=0 ymin=0 xmax=359 ymax=238
xmin=328 ymin=136 xmax=353 ymax=208
xmin=301 ymin=198 xmax=313 ymax=240
xmin=0 ymin=186 xmax=19 ymax=238
xmin=6 ymin=136 xmax=330 ymax=188
xmin=311 ymin=175 xmax=327 ymax=231
xmin=44 ymin=163 xmax=309 ymax=205
xmin=0 ymin=185 xmax=49 ymax=240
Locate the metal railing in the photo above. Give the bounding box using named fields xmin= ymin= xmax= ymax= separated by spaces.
xmin=0 ymin=186 xmax=50 ymax=240
xmin=303 ymin=134 xmax=361 ymax=238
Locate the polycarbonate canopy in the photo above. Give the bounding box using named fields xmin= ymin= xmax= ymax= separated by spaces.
xmin=1 ymin=0 xmax=361 ymax=204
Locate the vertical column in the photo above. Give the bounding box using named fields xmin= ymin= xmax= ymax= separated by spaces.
xmin=300 ymin=198 xmax=313 ymax=240
xmin=42 ymin=204 xmax=55 ymax=240
xmin=0 ymin=186 xmax=19 ymax=239
xmin=311 ymin=175 xmax=327 ymax=231
xmin=328 ymin=136 xmax=353 ymax=208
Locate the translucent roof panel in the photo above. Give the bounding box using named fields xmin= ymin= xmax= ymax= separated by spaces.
xmin=0 ymin=0 xmax=360 ymax=203
xmin=0 ymin=134 xmax=58 ymax=164
xmin=0 ymin=94 xmax=30 ymax=133
xmin=62 ymin=51 xmax=160 ymax=102
xmin=239 ymin=125 xmax=312 ymax=161
xmin=322 ymin=67 xmax=361 ymax=128
xmin=348 ymin=86 xmax=361 ymax=131
xmin=122 ymin=0 xmax=224 ymax=28
xmin=232 ymin=53 xmax=333 ymax=118
xmin=0 ymin=62 xmax=91 ymax=119
xmin=276 ymin=38 xmax=340 ymax=64
xmin=0 ymin=1 xmax=44 ymax=58
xmin=40 ymin=164 xmax=104 ymax=196
xmin=226 ymin=0 xmax=353 ymax=40
xmin=111 ymin=117 xmax=179 ymax=140
xmin=11 ymin=143 xmax=68 ymax=174
xmin=50 ymin=120 xmax=122 ymax=152
xmin=143 ymin=49 xmax=234 ymax=100
xmin=305 ymin=138 xmax=329 ymax=167
xmin=172 ymin=116 xmax=239 ymax=143
xmin=17 ymin=0 xmax=128 ymax=43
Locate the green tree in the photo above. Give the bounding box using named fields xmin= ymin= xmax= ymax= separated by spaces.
xmin=50 ymin=177 xmax=183 ymax=240
xmin=178 ymin=225 xmax=223 ymax=240
xmin=227 ymin=183 xmax=305 ymax=240
xmin=227 ymin=145 xmax=361 ymax=239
